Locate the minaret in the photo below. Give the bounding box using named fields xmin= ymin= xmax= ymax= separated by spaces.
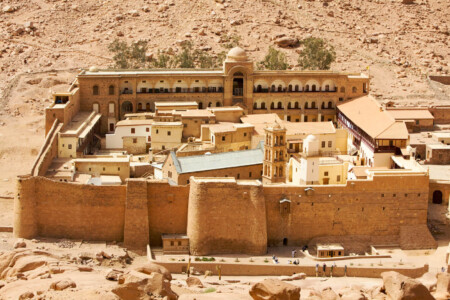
xmin=262 ymin=122 xmax=287 ymax=184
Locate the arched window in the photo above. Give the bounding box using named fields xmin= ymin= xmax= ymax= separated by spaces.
xmin=208 ymin=102 xmax=212 ymax=107
xmin=216 ymin=102 xmax=221 ymax=107
xmin=305 ymin=85 xmax=310 ymax=92
xmin=312 ymin=101 xmax=316 ymax=109
xmin=288 ymin=102 xmax=292 ymax=109
xmin=294 ymin=102 xmax=299 ymax=109
xmin=305 ymin=102 xmax=309 ymax=109
xmin=352 ymin=87 xmax=357 ymax=93
xmin=270 ymin=102 xmax=275 ymax=109
xmin=257 ymin=85 xmax=262 ymax=92
xmin=325 ymin=84 xmax=330 ymax=92
xmin=278 ymin=85 xmax=283 ymax=92
xmin=261 ymin=102 xmax=266 ymax=109
xmin=321 ymin=102 xmax=325 ymax=109
xmin=198 ymin=102 xmax=203 ymax=109
xmin=328 ymin=101 xmax=333 ymax=108
xmin=340 ymin=87 xmax=345 ymax=93
xmin=254 ymin=103 xmax=258 ymax=110
xmin=288 ymin=85 xmax=292 ymax=92
xmin=93 ymin=85 xmax=99 ymax=95
xmin=146 ymin=103 xmax=151 ymax=111
xmin=277 ymin=102 xmax=283 ymax=109
xmin=271 ymin=85 xmax=276 ymax=92
xmin=312 ymin=84 xmax=317 ymax=92
xmin=295 ymin=85 xmax=299 ymax=92
xmin=109 ymin=85 xmax=115 ymax=95
xmin=93 ymin=103 xmax=99 ymax=113
xmin=138 ymin=103 xmax=143 ymax=111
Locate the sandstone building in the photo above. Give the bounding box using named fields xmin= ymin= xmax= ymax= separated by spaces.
xmin=13 ymin=48 xmax=438 ymax=256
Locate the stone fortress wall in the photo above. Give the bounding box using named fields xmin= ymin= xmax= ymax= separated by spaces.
xmin=14 ymin=170 xmax=435 ymax=253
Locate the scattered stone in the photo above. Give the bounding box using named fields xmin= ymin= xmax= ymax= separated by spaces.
xmin=106 ymin=269 xmax=124 ymax=281
xmin=291 ymin=273 xmax=306 ymax=280
xmin=321 ymin=287 xmax=340 ymax=300
xmin=78 ymin=266 xmax=93 ymax=272
xmin=50 ymin=278 xmax=76 ymax=291
xmin=18 ymin=291 xmax=34 ymax=299
xmin=249 ymin=278 xmax=300 ymax=300
xmin=0 ymin=280 xmax=5 ymax=289
xmin=14 ymin=240 xmax=27 ymax=249
xmin=129 ymin=10 xmax=139 ymax=17
xmin=186 ymin=276 xmax=203 ymax=287
xmin=402 ymin=0 xmax=414 ymax=4
xmin=381 ymin=271 xmax=434 ymax=300
xmin=275 ymin=37 xmax=299 ymax=48
xmin=134 ymin=262 xmax=172 ymax=281
xmin=2 ymin=5 xmax=16 ymax=13
xmin=230 ymin=19 xmax=243 ymax=26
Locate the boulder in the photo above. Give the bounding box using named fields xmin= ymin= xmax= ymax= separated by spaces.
xmin=112 ymin=270 xmax=177 ymax=300
xmin=402 ymin=0 xmax=414 ymax=4
xmin=2 ymin=5 xmax=16 ymax=13
xmin=186 ymin=276 xmax=203 ymax=287
xmin=78 ymin=266 xmax=93 ymax=272
xmin=321 ymin=287 xmax=341 ymax=300
xmin=417 ymin=272 xmax=437 ymax=291
xmin=134 ymin=262 xmax=172 ymax=281
xmin=275 ymin=37 xmax=299 ymax=48
xmin=340 ymin=290 xmax=367 ymax=300
xmin=249 ymin=278 xmax=300 ymax=300
xmin=106 ymin=269 xmax=123 ymax=281
xmin=18 ymin=292 xmax=34 ymax=299
xmin=0 ymin=280 xmax=5 ymax=289
xmin=50 ymin=278 xmax=77 ymax=291
xmin=435 ymin=272 xmax=450 ymax=300
xmin=381 ymin=271 xmax=434 ymax=300
xmin=291 ymin=273 xmax=306 ymax=280
xmin=14 ymin=241 xmax=26 ymax=249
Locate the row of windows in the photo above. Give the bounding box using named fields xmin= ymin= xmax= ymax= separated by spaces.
xmin=254 ymin=101 xmax=335 ymax=110
xmin=254 ymin=84 xmax=339 ymax=93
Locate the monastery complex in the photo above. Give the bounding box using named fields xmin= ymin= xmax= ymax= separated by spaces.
xmin=14 ymin=48 xmax=450 ymax=256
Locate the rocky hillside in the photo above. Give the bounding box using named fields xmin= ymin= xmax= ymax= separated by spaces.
xmin=0 ymin=0 xmax=449 ymax=103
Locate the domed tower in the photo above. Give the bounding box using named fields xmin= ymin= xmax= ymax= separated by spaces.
xmin=223 ymin=47 xmax=254 ymax=109
xmin=262 ymin=122 xmax=287 ymax=184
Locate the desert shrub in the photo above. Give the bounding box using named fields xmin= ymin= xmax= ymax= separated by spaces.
xmin=298 ymin=37 xmax=336 ymax=70
xmin=203 ymin=287 xmax=216 ymax=293
xmin=108 ymin=39 xmax=148 ymax=69
xmin=258 ymin=46 xmax=288 ymax=70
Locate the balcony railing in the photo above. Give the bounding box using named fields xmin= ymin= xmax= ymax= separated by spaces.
xmin=233 ymin=88 xmax=243 ymax=96
xmin=253 ymin=88 xmax=338 ymax=93
xmin=132 ymin=87 xmax=223 ymax=94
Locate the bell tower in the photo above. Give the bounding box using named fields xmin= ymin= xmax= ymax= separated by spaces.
xmin=262 ymin=122 xmax=287 ymax=184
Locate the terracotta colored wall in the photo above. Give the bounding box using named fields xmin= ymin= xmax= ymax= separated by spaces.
xmin=187 ymin=178 xmax=267 ymax=255
xmin=264 ymin=174 xmax=429 ymax=246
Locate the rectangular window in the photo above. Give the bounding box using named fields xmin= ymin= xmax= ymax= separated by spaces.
xmin=156 ymin=129 xmax=159 ymax=134
xmin=249 ymin=172 xmax=252 ymax=177
xmin=131 ymin=128 xmax=135 ymax=134
xmin=167 ymin=131 xmax=171 ymax=136
xmin=244 ymin=132 xmax=247 ymax=137
xmin=324 ymin=171 xmax=329 ymax=176
xmin=337 ymin=175 xmax=341 ymax=182
xmin=178 ymin=241 xmax=182 ymax=246
xmin=68 ymin=144 xmax=72 ymax=149
xmin=133 ymin=138 xmax=137 ymax=143
xmin=328 ymin=141 xmax=332 ymax=148
xmin=118 ymin=167 xmax=120 ymax=171
xmin=222 ymin=136 xmax=225 ymax=141
xmin=170 ymin=241 xmax=174 ymax=246
xmin=146 ymin=128 xmax=149 ymax=132
xmin=321 ymin=141 xmax=325 ymax=148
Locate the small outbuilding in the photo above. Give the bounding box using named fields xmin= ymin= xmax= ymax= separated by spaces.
xmin=162 ymin=234 xmax=190 ymax=255
xmin=316 ymin=243 xmax=344 ymax=258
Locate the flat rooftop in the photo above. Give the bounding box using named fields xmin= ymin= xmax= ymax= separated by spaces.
xmin=60 ymin=111 xmax=101 ymax=138
xmin=425 ymin=165 xmax=450 ymax=181
xmin=116 ymin=119 xmax=154 ymax=127
xmin=155 ymin=101 xmax=198 ymax=107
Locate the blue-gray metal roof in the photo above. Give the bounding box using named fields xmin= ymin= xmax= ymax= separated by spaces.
xmin=171 ymin=147 xmax=263 ymax=174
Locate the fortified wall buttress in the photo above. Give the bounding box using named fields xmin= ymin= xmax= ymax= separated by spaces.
xmin=187 ymin=178 xmax=267 ymax=255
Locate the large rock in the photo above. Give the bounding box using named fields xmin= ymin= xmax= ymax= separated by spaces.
xmin=249 ymin=278 xmax=300 ymax=300
xmin=50 ymin=278 xmax=77 ymax=291
xmin=134 ymin=262 xmax=172 ymax=281
xmin=112 ymin=270 xmax=177 ymax=300
xmin=417 ymin=272 xmax=437 ymax=291
xmin=435 ymin=272 xmax=450 ymax=300
xmin=275 ymin=37 xmax=299 ymax=48
xmin=186 ymin=276 xmax=203 ymax=287
xmin=321 ymin=287 xmax=341 ymax=300
xmin=381 ymin=271 xmax=434 ymax=300
xmin=106 ymin=269 xmax=124 ymax=281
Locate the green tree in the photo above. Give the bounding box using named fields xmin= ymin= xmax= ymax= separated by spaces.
xmin=258 ymin=46 xmax=289 ymax=70
xmin=151 ymin=51 xmax=173 ymax=68
xmin=174 ymin=42 xmax=196 ymax=68
xmin=298 ymin=37 xmax=336 ymax=70
xmin=108 ymin=39 xmax=148 ymax=69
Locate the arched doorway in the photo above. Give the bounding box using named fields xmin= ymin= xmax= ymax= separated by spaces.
xmin=233 ymin=72 xmax=244 ymax=97
xmin=433 ymin=190 xmax=443 ymax=204
xmin=283 ymin=238 xmax=288 ymax=246
xmin=121 ymin=101 xmax=133 ymax=118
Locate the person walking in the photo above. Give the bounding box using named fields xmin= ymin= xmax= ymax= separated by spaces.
xmin=315 ymin=263 xmax=319 ymax=277
xmin=323 ymin=263 xmax=326 ymax=277
xmin=330 ymin=264 xmax=334 ymax=278
xmin=344 ymin=264 xmax=347 ymax=277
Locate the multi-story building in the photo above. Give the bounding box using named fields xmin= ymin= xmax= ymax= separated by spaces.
xmin=51 ymin=47 xmax=369 ymax=135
